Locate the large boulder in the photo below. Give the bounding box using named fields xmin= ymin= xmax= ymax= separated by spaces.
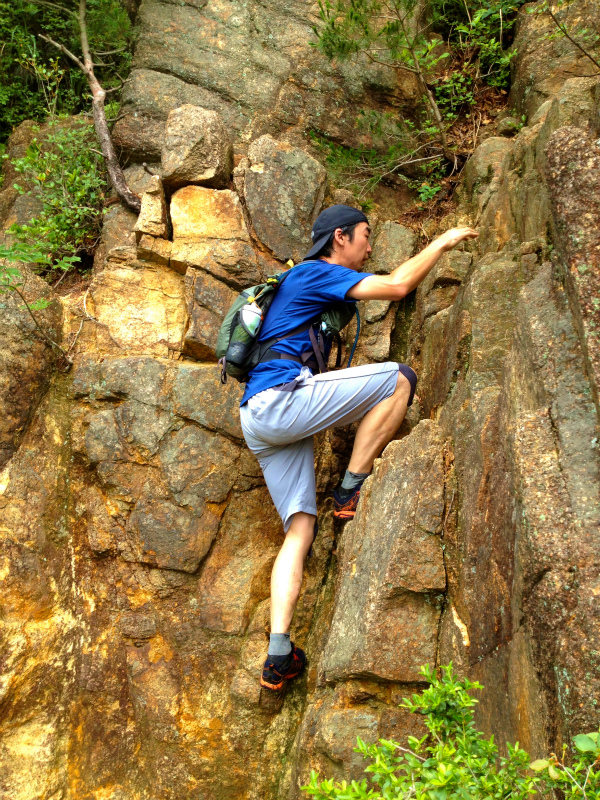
xmin=161 ymin=105 xmax=233 ymax=190
xmin=368 ymin=221 xmax=416 ymax=274
xmin=240 ymin=135 xmax=327 ymax=262
xmin=320 ymin=421 xmax=446 ymax=684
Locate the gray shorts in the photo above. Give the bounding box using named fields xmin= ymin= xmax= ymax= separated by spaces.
xmin=240 ymin=361 xmax=404 ymax=532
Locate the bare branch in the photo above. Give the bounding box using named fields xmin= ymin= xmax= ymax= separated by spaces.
xmin=42 ymin=0 xmax=141 ymax=213
xmin=79 ymin=0 xmax=93 ymax=70
xmin=5 ymin=284 xmax=72 ymax=365
xmin=548 ymin=8 xmax=600 ymax=71
xmin=92 ymin=47 xmax=127 ymax=56
xmin=30 ymin=0 xmax=78 ymax=19
xmin=38 ymin=33 xmax=87 ymax=74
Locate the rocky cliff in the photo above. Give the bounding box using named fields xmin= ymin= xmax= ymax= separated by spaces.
xmin=0 ymin=1 xmax=599 ymax=798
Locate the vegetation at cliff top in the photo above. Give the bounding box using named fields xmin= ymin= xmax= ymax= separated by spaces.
xmin=312 ymin=0 xmax=600 ymax=202
xmin=312 ymin=0 xmax=525 ymax=199
xmin=0 ymin=0 xmax=132 ymax=145
xmin=303 ymin=664 xmax=600 ymax=800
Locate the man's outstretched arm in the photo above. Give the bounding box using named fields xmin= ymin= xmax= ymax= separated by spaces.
xmin=346 ymin=227 xmax=478 ymax=302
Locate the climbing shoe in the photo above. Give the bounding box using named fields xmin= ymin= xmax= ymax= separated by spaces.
xmin=260 ymin=644 xmax=307 ymax=692
xmin=333 ymin=485 xmax=361 ymax=519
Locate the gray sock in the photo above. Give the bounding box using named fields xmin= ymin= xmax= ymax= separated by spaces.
xmin=268 ymin=632 xmax=292 ymax=657
xmin=341 ymin=469 xmax=369 ymax=492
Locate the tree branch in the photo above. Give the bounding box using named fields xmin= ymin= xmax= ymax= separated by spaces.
xmin=38 ymin=33 xmax=87 ymax=74
xmin=38 ymin=0 xmax=141 ymax=213
xmin=6 ymin=284 xmax=72 ymax=365
xmin=548 ymin=8 xmax=600 ymax=71
xmin=32 ymin=0 xmax=78 ymax=19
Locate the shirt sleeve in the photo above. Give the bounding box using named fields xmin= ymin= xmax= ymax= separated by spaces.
xmin=303 ymin=263 xmax=374 ymax=304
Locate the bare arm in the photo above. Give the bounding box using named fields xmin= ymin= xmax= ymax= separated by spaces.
xmin=347 ymin=227 xmax=479 ymax=301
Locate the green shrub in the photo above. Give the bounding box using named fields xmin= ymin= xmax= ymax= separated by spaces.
xmin=0 ymin=0 xmax=132 ymax=143
xmin=313 ymin=0 xmax=526 ymax=204
xmin=8 ymin=117 xmax=107 ymax=271
xmin=303 ymin=665 xmax=538 ymax=800
xmin=531 ymin=731 xmax=600 ymax=799
xmin=302 ymin=664 xmax=600 ymax=800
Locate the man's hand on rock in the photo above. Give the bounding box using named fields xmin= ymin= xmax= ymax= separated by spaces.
xmin=434 ymin=227 xmax=479 ymax=252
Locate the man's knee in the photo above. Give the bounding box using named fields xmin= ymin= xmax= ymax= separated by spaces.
xmin=396 ymin=364 xmax=417 ymax=407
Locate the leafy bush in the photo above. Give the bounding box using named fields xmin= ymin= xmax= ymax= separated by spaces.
xmin=0 ymin=0 xmax=132 ymax=143
xmin=8 ymin=117 xmax=107 ymax=271
xmin=302 ymin=664 xmax=600 ymax=800
xmin=531 ymin=731 xmax=600 ymax=799
xmin=303 ymin=665 xmax=538 ymax=800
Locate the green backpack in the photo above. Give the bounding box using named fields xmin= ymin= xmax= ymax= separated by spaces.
xmin=216 ymin=265 xmax=361 ymax=383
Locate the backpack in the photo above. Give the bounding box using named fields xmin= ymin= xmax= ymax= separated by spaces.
xmin=216 ymin=265 xmax=361 ymax=384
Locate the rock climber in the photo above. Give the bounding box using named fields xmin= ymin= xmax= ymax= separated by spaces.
xmin=239 ymin=204 xmax=478 ymax=691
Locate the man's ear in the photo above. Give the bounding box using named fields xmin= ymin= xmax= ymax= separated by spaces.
xmin=332 ymin=227 xmax=345 ymax=247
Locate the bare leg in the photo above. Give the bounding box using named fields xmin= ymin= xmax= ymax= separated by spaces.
xmin=348 ymin=371 xmax=411 ymax=474
xmin=270 ymin=511 xmax=316 ymax=634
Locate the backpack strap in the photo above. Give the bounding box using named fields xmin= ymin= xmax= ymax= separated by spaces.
xmin=256 ymin=318 xmax=320 ymax=366
xmin=259 ymin=350 xmax=319 ymax=372
xmin=308 ymin=325 xmax=328 ymax=374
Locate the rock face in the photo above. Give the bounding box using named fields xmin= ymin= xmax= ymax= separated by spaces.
xmin=321 ymin=422 xmax=445 ymax=685
xmin=1 ymin=4 xmax=600 ymax=800
xmin=161 ymin=105 xmax=233 ymax=190
xmin=240 ymin=135 xmax=327 ymax=262
xmin=111 ymin=0 xmax=398 ymax=161
xmin=0 ymin=266 xmax=61 ymax=468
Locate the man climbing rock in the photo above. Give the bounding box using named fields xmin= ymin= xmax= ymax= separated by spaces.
xmin=238 ymin=204 xmax=478 ymax=691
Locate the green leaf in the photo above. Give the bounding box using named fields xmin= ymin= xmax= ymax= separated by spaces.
xmin=548 ymin=765 xmax=560 ymax=780
xmin=573 ymin=734 xmax=598 ymax=752
xmin=529 ymin=760 xmax=549 ymax=771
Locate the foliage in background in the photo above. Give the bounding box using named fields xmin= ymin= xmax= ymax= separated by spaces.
xmin=302 ymin=664 xmax=600 ymax=800
xmin=313 ymin=0 xmax=524 ymax=200
xmin=0 ymin=0 xmax=132 ymax=143
xmin=531 ymin=731 xmax=600 ymax=799
xmin=8 ymin=117 xmax=107 ymax=272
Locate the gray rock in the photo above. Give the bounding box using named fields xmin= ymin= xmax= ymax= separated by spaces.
xmin=161 ymin=105 xmax=233 ymax=189
xmin=497 ymin=116 xmax=522 ymax=136
xmin=369 ymin=221 xmax=416 ymax=274
xmin=320 ymin=421 xmax=446 ymax=684
xmin=182 ymin=269 xmax=238 ymax=361
xmin=242 ymin=135 xmax=327 ymax=262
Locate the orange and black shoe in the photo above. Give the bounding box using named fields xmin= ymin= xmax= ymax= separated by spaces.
xmin=333 ymin=485 xmax=361 ymax=519
xmin=260 ymin=644 xmax=307 ymax=692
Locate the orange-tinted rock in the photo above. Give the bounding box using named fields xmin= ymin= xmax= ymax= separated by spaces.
xmin=134 ymin=174 xmax=168 ymax=241
xmin=170 ymin=186 xmax=249 ymax=242
xmin=137 ymin=233 xmax=172 ymax=266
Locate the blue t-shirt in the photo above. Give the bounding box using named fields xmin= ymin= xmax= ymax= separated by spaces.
xmin=240 ymin=260 xmax=372 ymax=405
